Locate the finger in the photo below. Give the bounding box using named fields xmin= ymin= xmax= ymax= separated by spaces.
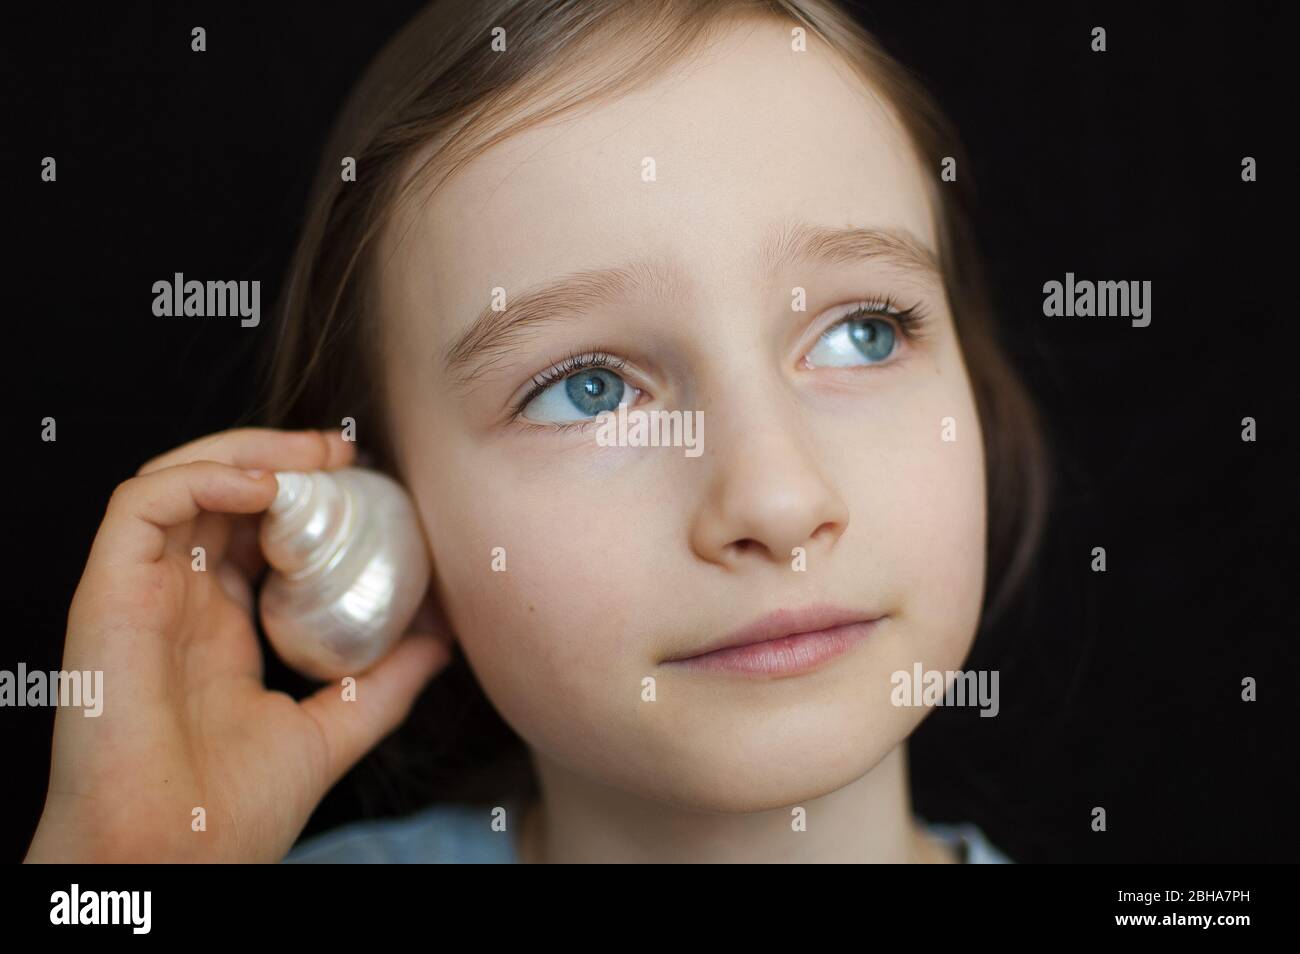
xmin=93 ymin=462 xmax=278 ymax=566
xmin=216 ymin=561 xmax=256 ymax=616
xmin=137 ymin=427 xmax=356 ymax=476
xmin=298 ymin=633 xmax=453 ymax=789
xmin=223 ymin=514 xmax=267 ymax=582
xmin=191 ymin=508 xmax=236 ymax=564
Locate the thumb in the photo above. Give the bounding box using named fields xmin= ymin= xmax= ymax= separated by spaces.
xmin=298 ymin=632 xmax=453 ymax=789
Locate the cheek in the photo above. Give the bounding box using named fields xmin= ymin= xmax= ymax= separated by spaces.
xmin=866 ymin=365 xmax=988 ymax=669
xmin=410 ymin=463 xmax=657 ymax=757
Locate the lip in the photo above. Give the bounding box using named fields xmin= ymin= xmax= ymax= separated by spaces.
xmin=661 ymin=605 xmax=883 ymax=678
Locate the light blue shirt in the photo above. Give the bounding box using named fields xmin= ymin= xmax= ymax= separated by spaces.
xmin=284 ymin=797 xmax=1012 ymax=863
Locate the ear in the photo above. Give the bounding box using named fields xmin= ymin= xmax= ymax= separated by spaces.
xmin=405 ymin=579 xmax=459 ymax=652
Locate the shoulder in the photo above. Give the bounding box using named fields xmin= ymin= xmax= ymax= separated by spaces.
xmin=920 ymin=818 xmax=1014 ymax=864
xmin=283 ymin=801 xmax=520 ymax=864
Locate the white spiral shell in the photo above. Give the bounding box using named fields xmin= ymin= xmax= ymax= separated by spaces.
xmin=257 ymin=467 xmax=429 ymax=681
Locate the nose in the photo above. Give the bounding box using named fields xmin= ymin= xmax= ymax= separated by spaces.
xmin=689 ymin=403 xmax=849 ymax=570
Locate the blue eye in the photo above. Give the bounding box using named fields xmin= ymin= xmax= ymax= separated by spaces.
xmin=521 ymin=365 xmax=635 ymax=422
xmin=805 ymin=315 xmax=897 ymax=368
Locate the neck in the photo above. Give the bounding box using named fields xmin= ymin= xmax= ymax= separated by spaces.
xmin=515 ymin=743 xmax=956 ymax=863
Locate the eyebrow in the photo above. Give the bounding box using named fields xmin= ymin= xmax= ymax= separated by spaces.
xmin=442 ymin=222 xmax=941 ymax=388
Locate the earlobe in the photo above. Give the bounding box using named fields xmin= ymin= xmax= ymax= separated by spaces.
xmin=406 ymin=581 xmax=459 ymax=652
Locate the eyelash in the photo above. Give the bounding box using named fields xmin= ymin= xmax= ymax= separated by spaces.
xmin=831 ymin=295 xmax=929 ymax=342
xmin=509 ymin=350 xmax=631 ymax=423
xmin=507 ymin=295 xmax=929 ymax=426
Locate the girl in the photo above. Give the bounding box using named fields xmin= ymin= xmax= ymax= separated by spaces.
xmin=25 ymin=0 xmax=1048 ymax=864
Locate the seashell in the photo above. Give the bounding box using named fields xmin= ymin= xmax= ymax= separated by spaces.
xmin=257 ymin=467 xmax=429 ymax=681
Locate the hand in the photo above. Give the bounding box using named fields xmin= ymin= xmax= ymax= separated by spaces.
xmin=24 ymin=428 xmax=452 ymax=863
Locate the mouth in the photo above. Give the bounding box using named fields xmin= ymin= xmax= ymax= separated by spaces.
xmin=660 ymin=605 xmax=884 ymax=678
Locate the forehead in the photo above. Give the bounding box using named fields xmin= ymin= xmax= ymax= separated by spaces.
xmin=380 ymin=16 xmax=936 ymax=344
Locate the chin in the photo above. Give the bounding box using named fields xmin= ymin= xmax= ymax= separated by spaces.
xmin=619 ymin=718 xmax=908 ymax=814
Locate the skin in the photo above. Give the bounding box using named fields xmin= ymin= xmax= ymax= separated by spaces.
xmin=26 ymin=15 xmax=984 ymax=864
xmin=376 ymin=16 xmax=987 ymax=862
xmin=25 ymin=429 xmax=452 ymax=863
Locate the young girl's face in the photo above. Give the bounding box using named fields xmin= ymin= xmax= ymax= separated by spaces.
xmin=377 ymin=17 xmax=986 ymax=812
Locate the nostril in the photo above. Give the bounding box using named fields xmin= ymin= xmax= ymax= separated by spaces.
xmin=810 ymin=521 xmax=841 ymax=542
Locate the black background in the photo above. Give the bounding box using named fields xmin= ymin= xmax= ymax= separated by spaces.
xmin=5 ymin=0 xmax=1294 ymax=864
